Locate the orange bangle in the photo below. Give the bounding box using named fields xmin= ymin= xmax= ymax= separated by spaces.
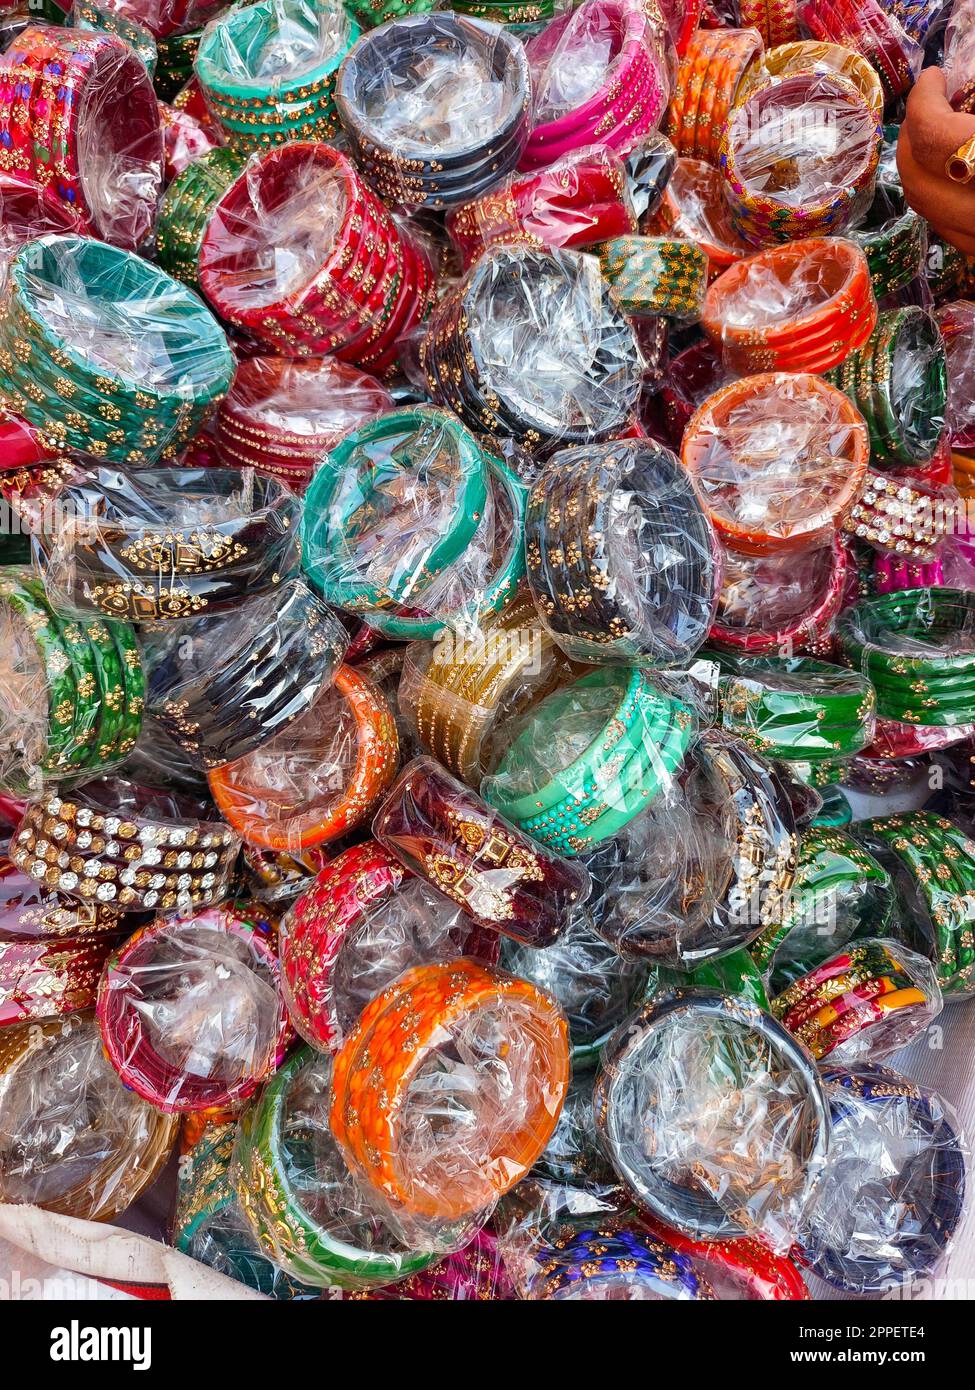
xmin=666 ymin=27 xmax=723 ymax=156
xmin=700 ymin=30 xmax=764 ymax=165
xmin=208 ymin=664 xmax=399 ymax=852
xmin=330 ymin=959 xmax=569 ymax=1223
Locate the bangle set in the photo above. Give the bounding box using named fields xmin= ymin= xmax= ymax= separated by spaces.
xmin=0 ymin=234 xmax=234 ymax=467
xmin=739 ymin=39 xmax=884 ymax=117
xmin=97 ymin=904 xmax=291 ymax=1113
xmin=0 ymin=567 xmax=144 ymax=789
xmin=336 ymin=12 xmax=531 ymax=210
xmin=521 ymin=0 xmax=671 ymax=172
xmin=531 ymin=1222 xmax=716 ymax=1300
xmin=199 ymin=142 xmax=436 ymax=374
xmin=709 ymin=533 xmax=849 ymax=654
xmin=702 ymin=236 xmax=877 ymax=374
xmin=330 ymin=958 xmax=570 ymax=1222
xmin=525 ymin=437 xmax=720 ymax=666
xmin=155 ymin=26 xmax=205 ymax=102
xmin=70 ymin=1 xmax=159 ymax=79
xmin=207 ymin=663 xmax=400 ymax=852
xmin=836 ymin=589 xmax=975 ymax=727
xmin=373 ymin=756 xmax=591 ymax=945
xmin=717 ymin=654 xmax=876 ymax=761
xmin=33 ymin=466 xmax=301 ymax=622
xmin=797 ymin=0 xmax=920 ymax=104
xmin=421 ymin=243 xmax=642 ymax=453
xmin=0 ymin=25 xmax=163 ymax=251
xmin=639 ymin=1213 xmax=811 ymax=1299
xmin=643 ymin=157 xmax=752 ymax=277
xmin=10 ymin=778 xmax=241 ymax=912
xmin=736 ymin=0 xmax=798 ymax=46
xmin=598 ymin=236 xmax=709 ymax=321
xmin=0 ymin=931 xmax=117 ymax=1027
xmin=0 ymin=852 xmax=123 ymax=940
xmin=840 ymin=471 xmax=952 ymax=564
xmin=850 ymin=190 xmax=927 ymax=299
xmin=664 ymin=25 xmax=765 ymax=167
xmin=0 ymin=1013 xmax=178 ymax=1221
xmin=156 ymin=147 xmax=248 ymax=289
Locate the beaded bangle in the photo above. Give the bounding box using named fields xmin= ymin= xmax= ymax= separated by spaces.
xmin=330 ymin=959 xmax=570 ymax=1222
xmin=0 ymin=932 xmax=117 ymax=1027
xmin=737 ymin=0 xmax=798 ymax=46
xmin=716 ymin=655 xmax=876 ymax=762
xmin=598 ymin=236 xmax=709 ymax=321
xmin=709 ymin=533 xmax=849 ymax=655
xmin=70 ymin=1 xmax=158 ymax=77
xmin=532 ymin=1223 xmax=715 ymax=1300
xmin=156 ymin=147 xmax=248 ymax=289
xmin=840 ymin=471 xmax=952 ymax=564
xmin=643 ymin=157 xmax=753 ymax=277
xmin=0 ymin=1013 xmax=177 ymax=1221
xmin=640 ymin=1213 xmax=811 ymax=1299
xmin=0 ymin=854 xmax=122 ymax=940
xmin=850 ymin=193 xmax=926 ymax=300
xmin=155 ymin=26 xmax=204 ymax=102
xmin=664 ymin=25 xmax=765 ymax=166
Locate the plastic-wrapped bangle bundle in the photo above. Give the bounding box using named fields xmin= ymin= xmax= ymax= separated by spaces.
xmin=720 ymin=73 xmax=881 ymax=246
xmin=0 ymin=1013 xmax=177 ymax=1221
xmin=657 ymin=340 xmax=726 ymax=447
xmin=207 ymin=664 xmax=399 ymax=853
xmin=33 ymin=467 xmax=301 ymax=622
xmin=702 ymin=237 xmax=877 ymax=374
xmin=373 ymin=757 xmax=591 ymax=946
xmin=233 ymin=1047 xmax=445 ymax=1289
xmin=198 ymin=142 xmax=436 ymax=373
xmin=946 ymin=0 xmax=975 ymax=112
xmin=531 ymin=1222 xmax=715 ymax=1300
xmin=583 ymin=728 xmax=798 ymax=965
xmin=0 ymin=854 xmax=124 ymax=940
xmin=639 ymin=1214 xmax=811 ymax=1300
xmin=520 ymin=0 xmax=672 ymax=172
xmin=0 ymin=172 xmax=89 ymax=260
xmin=859 ymin=810 xmax=975 ymax=997
xmin=156 ymin=147 xmax=249 ymax=289
xmin=0 ymin=932 xmax=118 ymax=1026
xmin=155 ymin=25 xmax=204 ymax=101
xmin=849 ymin=188 xmax=927 ymax=299
xmin=681 ymin=373 xmax=869 ymax=554
xmin=330 ymin=959 xmax=570 ymax=1225
xmin=352 ymin=1229 xmax=516 ymax=1301
xmin=664 ymin=25 xmax=764 ymax=166
xmin=213 ymin=355 xmax=393 ymax=492
xmin=598 ymin=236 xmax=709 ymax=321
xmin=837 ymin=589 xmax=975 ymax=727
xmin=194 ymin=0 xmax=358 ymax=151
xmin=335 ymin=12 xmax=531 ymax=211
xmin=0 ymin=235 xmax=235 ymax=466
xmin=797 ymin=0 xmax=922 ymax=104
xmin=482 ymin=666 xmax=696 ymax=856
xmin=525 ymin=438 xmax=719 ymax=666
xmin=174 ymin=1120 xmax=320 ymax=1300
xmin=594 ymin=990 xmax=830 ymax=1246
xmin=826 ymin=309 xmax=948 ymax=472
xmin=70 ymin=0 xmax=159 ymax=77
xmin=145 ymin=579 xmax=348 ymax=769
xmin=449 ymin=0 xmax=560 ymax=26
xmin=0 ymin=25 xmax=163 ymax=251
xmin=770 ymin=937 xmax=941 ymax=1062
xmin=643 ymin=158 xmax=753 ymax=277
xmin=840 ymin=472 xmax=953 ymax=564
xmin=736 ymin=0 xmax=798 ymax=45
xmin=0 ymin=567 xmax=144 ymax=792
xmin=422 ymin=244 xmax=641 ymax=453
xmin=717 ymin=655 xmax=876 ymax=761
xmin=446 ymin=145 xmax=638 ymax=269
xmin=97 ymin=905 xmax=291 ymax=1113
xmin=159 ymin=94 xmax=223 ymax=182
xmin=738 ymin=38 xmax=884 ymax=116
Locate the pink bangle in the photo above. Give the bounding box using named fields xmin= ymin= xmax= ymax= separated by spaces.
xmin=709 ymin=533 xmax=848 ymax=654
xmin=872 ymin=553 xmax=944 ymax=593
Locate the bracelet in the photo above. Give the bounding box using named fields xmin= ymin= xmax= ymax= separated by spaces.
xmin=0 ymin=235 xmax=234 ymax=467
xmin=639 ymin=1213 xmax=811 ymax=1299
xmin=701 ymin=236 xmax=877 ymax=374
xmin=593 ymin=989 xmax=830 ymax=1240
xmin=97 ymin=904 xmax=291 ymax=1113
xmin=598 ymin=236 xmax=709 ymax=320
xmin=351 ymin=1228 xmax=516 ymax=1301
xmin=709 ymin=532 xmax=849 ymax=655
xmin=797 ymin=1063 xmax=966 ymax=1293
xmin=526 ymin=437 xmax=719 ymax=666
xmin=737 ymin=0 xmax=798 ymax=45
xmin=850 ymin=191 xmax=926 ymax=299
xmin=717 ymin=654 xmax=876 ymax=761
xmin=421 ymin=243 xmax=642 ymax=453
xmin=207 ymin=663 xmax=400 ymax=853
xmin=156 ymin=147 xmax=248 ymax=289
xmin=871 ymin=553 xmax=945 ymax=594
xmin=34 ymin=467 xmax=301 ymax=621
xmin=0 ymin=170 xmax=89 ymax=250
xmin=664 ymin=25 xmax=765 ymax=166
xmin=681 ymin=372 xmax=869 ymax=553
xmin=797 ymin=0 xmax=919 ymax=103
xmin=0 ymin=25 xmax=163 ymax=251
xmin=643 ymin=157 xmax=752 ymax=277
xmin=531 ymin=1222 xmax=715 ymax=1300
xmin=10 ymin=778 xmax=241 ymax=913
xmin=199 ymin=142 xmax=435 ymax=373
xmin=70 ymin=1 xmax=158 ymax=78
xmin=0 ymin=852 xmax=123 ymax=939
xmin=155 ymin=25 xmax=204 ymax=102
xmin=738 ymin=39 xmax=884 ymax=116
xmin=330 ymin=958 xmax=570 ymax=1222
xmin=840 ymin=471 xmax=952 ymax=563
xmin=373 ymin=756 xmax=591 ymax=946
xmin=336 ymin=12 xmax=530 ymax=210
xmin=233 ymin=1047 xmax=441 ymax=1289
xmin=0 ymin=1012 xmax=177 ymax=1221
xmin=0 ymin=932 xmax=117 ymax=1027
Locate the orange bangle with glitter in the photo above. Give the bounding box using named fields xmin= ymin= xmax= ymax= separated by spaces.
xmin=208 ymin=664 xmax=399 ymax=853
xmin=697 ymin=29 xmax=764 ymax=165
xmin=330 ymin=959 xmax=570 ymax=1223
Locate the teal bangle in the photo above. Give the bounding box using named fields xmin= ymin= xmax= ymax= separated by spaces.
xmin=811 ymin=786 xmax=853 ymax=828
xmin=301 ymin=406 xmax=489 ymax=614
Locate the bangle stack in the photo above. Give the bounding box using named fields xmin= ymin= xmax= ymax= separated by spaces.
xmin=521 ymin=0 xmax=671 ymax=171
xmin=0 ymin=235 xmax=234 ymax=467
xmin=797 ymin=0 xmax=920 ymax=103
xmin=702 ymin=237 xmax=877 ymax=374
xmin=738 ymin=38 xmax=884 ymax=116
xmin=0 ymin=25 xmax=163 ymax=251
xmin=598 ymin=236 xmax=709 ymax=320
xmin=156 ymin=147 xmax=249 ymax=289
xmin=0 ymin=568 xmax=144 ymax=789
xmin=836 ymin=589 xmax=975 ymax=727
xmin=70 ymin=1 xmax=158 ymax=78
xmin=199 ymin=142 xmax=436 ymax=373
xmin=330 ymin=959 xmax=570 ymax=1221
xmin=737 ymin=0 xmax=798 ymax=46
xmin=664 ymin=25 xmax=765 ymax=166
xmin=639 ymin=1213 xmax=811 ymax=1299
xmin=421 ymin=244 xmax=642 ymax=453
xmin=482 ymin=666 xmax=696 ymax=856
xmin=10 ymin=778 xmax=241 ymax=912
xmin=525 ymin=437 xmax=719 ymax=666
xmin=643 ymin=158 xmax=753 ymax=278
xmin=840 ymin=471 xmax=952 ymax=563
xmin=155 ymin=27 xmax=204 ymax=102
xmin=194 ymin=0 xmax=359 ymax=151
xmin=373 ymin=756 xmax=591 ymax=945
xmin=336 ymin=12 xmax=530 ymax=209
xmin=709 ymin=534 xmax=850 ymax=654
xmin=849 ymin=191 xmax=927 ymax=299
xmin=531 ymin=1223 xmax=716 ymax=1300
xmin=0 ymin=933 xmax=117 ymax=1027
xmin=717 ymin=655 xmax=876 ymax=761
xmin=0 ymin=854 xmax=123 ymax=940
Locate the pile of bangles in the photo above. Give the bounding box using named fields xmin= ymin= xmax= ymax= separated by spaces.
xmin=0 ymin=0 xmax=974 ymax=1309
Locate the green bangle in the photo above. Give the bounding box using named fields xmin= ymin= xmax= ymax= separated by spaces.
xmin=811 ymin=786 xmax=853 ymax=828
xmin=346 ymin=0 xmax=439 ymax=24
xmin=598 ymin=237 xmax=708 ymax=322
xmin=112 ymin=620 xmax=145 ymax=760
xmin=71 ymin=1 xmax=158 ymax=76
xmin=155 ymin=28 xmax=202 ymax=103
xmin=232 ymin=1049 xmax=439 ymax=1290
xmin=715 ymin=655 xmax=876 ymax=762
xmin=850 ymin=197 xmax=926 ymax=299
xmin=0 ymin=571 xmax=78 ymax=776
xmin=658 ymin=948 xmax=770 ymax=1011
xmin=156 ymin=149 xmax=248 ymax=291
xmin=301 ymin=406 xmax=490 ymax=614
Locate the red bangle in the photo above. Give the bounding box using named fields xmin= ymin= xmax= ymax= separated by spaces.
xmin=97 ymin=904 xmax=292 ymax=1114
xmin=798 ymin=0 xmax=918 ymax=102
xmin=640 ymin=1214 xmax=811 ymax=1298
xmin=709 ymin=532 xmax=849 ymax=653
xmin=0 ymin=172 xmax=88 ymax=253
xmin=0 ymin=934 xmax=116 ymax=1027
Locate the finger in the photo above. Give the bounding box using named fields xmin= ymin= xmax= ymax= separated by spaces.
xmin=928 ymin=224 xmax=975 ymax=257
xmin=903 ymin=66 xmax=975 ymax=176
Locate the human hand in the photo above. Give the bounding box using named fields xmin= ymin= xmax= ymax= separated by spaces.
xmin=897 ymin=66 xmax=975 ymax=255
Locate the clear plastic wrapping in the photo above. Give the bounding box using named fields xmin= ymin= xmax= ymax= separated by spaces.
xmin=710 ymin=533 xmax=848 ymax=654
xmin=937 ymin=300 xmax=975 ymax=449
xmin=643 ymin=157 xmax=752 ymax=276
xmin=796 ymin=0 xmax=924 ymax=104
xmin=945 ymin=0 xmax=975 ymax=111
xmin=0 ymin=849 xmax=125 ymax=940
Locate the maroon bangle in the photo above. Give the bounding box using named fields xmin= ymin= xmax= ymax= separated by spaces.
xmin=709 ymin=533 xmax=849 ymax=654
xmin=0 ymin=933 xmax=117 ymax=1027
xmin=372 ymin=756 xmax=591 ymax=947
